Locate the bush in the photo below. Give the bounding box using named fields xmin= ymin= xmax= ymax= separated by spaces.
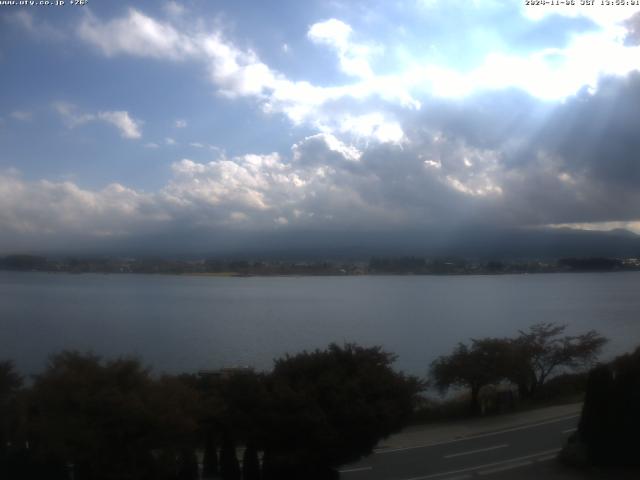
xmin=572 ymin=347 xmax=640 ymax=466
xmin=261 ymin=343 xmax=423 ymax=474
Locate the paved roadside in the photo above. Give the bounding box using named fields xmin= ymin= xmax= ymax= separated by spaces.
xmin=375 ymin=403 xmax=583 ymax=452
xmin=341 ymin=403 xmax=640 ymax=480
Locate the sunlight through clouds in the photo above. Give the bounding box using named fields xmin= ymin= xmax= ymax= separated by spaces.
xmin=4 ymin=1 xmax=640 ymax=250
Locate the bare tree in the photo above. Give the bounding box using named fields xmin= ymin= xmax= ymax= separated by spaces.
xmin=511 ymin=323 xmax=607 ymax=398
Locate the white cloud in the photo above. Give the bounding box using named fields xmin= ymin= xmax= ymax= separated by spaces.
xmin=144 ymin=142 xmax=160 ymax=149
xmin=77 ymin=9 xmax=416 ymax=143
xmin=97 ymin=111 xmax=142 ymax=139
xmin=11 ymin=10 xmax=34 ymax=31
xmin=165 ymin=137 xmax=177 ymax=145
xmin=164 ymin=1 xmax=186 ymax=17
xmin=9 ymin=10 xmax=64 ymax=41
xmin=547 ymin=221 xmax=640 ymax=235
xmin=5 ymin=91 xmax=640 ymax=249
xmin=53 ymin=102 xmax=142 ymax=139
xmin=0 ymin=172 xmax=162 ymax=239
xmin=175 ymin=119 xmax=187 ymax=128
xmin=308 ymin=18 xmax=376 ymax=78
xmin=53 ymin=101 xmax=95 ymax=127
xmin=78 ymin=8 xmax=198 ymax=59
xmin=0 ymin=135 xmax=406 ymax=244
xmin=308 ymin=18 xmax=352 ymax=50
xmin=292 ymin=133 xmax=362 ymax=164
xmin=10 ymin=110 xmax=32 ymax=121
xmin=73 ymin=5 xmax=640 ymax=154
xmin=334 ymin=113 xmax=405 ymax=144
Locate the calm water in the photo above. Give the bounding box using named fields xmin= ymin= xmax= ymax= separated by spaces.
xmin=1 ymin=271 xmax=639 ymax=376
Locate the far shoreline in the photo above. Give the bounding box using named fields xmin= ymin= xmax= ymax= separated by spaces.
xmin=2 ymin=269 xmax=639 ymax=278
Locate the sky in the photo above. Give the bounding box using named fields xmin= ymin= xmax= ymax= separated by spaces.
xmin=1 ymin=0 xmax=640 ymax=255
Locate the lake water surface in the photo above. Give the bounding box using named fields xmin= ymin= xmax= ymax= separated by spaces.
xmin=1 ymin=271 xmax=639 ymax=376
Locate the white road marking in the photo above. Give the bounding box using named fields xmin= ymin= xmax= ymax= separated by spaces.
xmin=444 ymin=444 xmax=508 ymax=459
xmin=562 ymin=427 xmax=577 ymax=434
xmin=400 ymin=448 xmax=561 ymax=480
xmin=478 ymin=460 xmax=532 ymax=475
xmin=441 ymin=475 xmax=472 ymax=480
xmin=376 ymin=414 xmax=579 ymax=454
xmin=338 ymin=466 xmax=373 ymax=473
xmin=536 ymin=453 xmax=558 ymax=462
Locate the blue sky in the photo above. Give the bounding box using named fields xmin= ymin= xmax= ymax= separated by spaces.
xmin=1 ymin=0 xmax=640 ymax=253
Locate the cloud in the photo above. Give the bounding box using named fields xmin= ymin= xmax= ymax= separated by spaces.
xmin=164 ymin=1 xmax=186 ymax=17
xmin=0 ymin=134 xmax=404 ymax=249
xmin=7 ymin=10 xmax=64 ymax=41
xmin=0 ymin=171 xmax=163 ymax=240
xmin=4 ymin=72 xmax=640 ymax=252
xmin=10 ymin=110 xmax=32 ymax=121
xmin=76 ymin=9 xmax=414 ymax=143
xmin=77 ymin=8 xmax=197 ymax=59
xmin=175 ymin=119 xmax=187 ymax=128
xmin=53 ymin=101 xmax=96 ymax=128
xmin=624 ymin=11 xmax=640 ymax=46
xmin=72 ymin=3 xmax=640 ymax=161
xmin=292 ymin=133 xmax=362 ymax=164
xmin=307 ymin=18 xmax=376 ymax=78
xmin=97 ymin=111 xmax=142 ymax=139
xmin=6 ymin=5 xmax=640 ymax=252
xmin=53 ymin=102 xmax=142 ymax=139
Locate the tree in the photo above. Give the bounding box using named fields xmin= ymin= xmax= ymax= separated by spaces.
xmin=219 ymin=434 xmax=241 ymax=480
xmin=578 ymin=365 xmax=614 ymax=465
xmin=28 ymin=351 xmax=201 ymax=480
xmin=430 ymin=338 xmax=512 ymax=415
xmin=242 ymin=443 xmax=260 ymax=480
xmin=201 ymin=432 xmax=219 ymax=479
xmin=262 ymin=343 xmax=423 ymax=477
xmin=569 ymin=345 xmax=640 ymax=466
xmin=0 ymin=361 xmax=23 ymax=474
xmin=511 ymin=323 xmax=607 ymax=398
xmin=177 ymin=448 xmax=199 ymax=480
xmin=0 ymin=360 xmax=22 ymax=396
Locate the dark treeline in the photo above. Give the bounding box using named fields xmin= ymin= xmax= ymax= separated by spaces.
xmin=0 ymin=255 xmax=359 ymax=276
xmin=429 ymin=323 xmax=607 ymax=416
xmin=369 ymin=256 xmax=639 ymax=274
xmin=0 ymin=344 xmax=422 ymax=480
xmin=2 ymin=254 xmax=640 ymax=276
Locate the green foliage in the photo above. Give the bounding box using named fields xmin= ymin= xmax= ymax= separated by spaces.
xmin=262 ymin=343 xmax=423 ymax=472
xmin=27 ymin=351 xmax=200 ymax=480
xmin=2 ymin=343 xmax=422 ymax=478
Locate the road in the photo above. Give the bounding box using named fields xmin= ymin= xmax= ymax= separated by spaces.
xmin=339 ymin=414 xmax=579 ymax=480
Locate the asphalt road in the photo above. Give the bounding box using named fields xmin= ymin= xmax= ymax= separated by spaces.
xmin=339 ymin=414 xmax=580 ymax=480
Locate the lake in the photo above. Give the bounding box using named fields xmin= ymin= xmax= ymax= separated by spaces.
xmin=1 ymin=271 xmax=638 ymax=377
